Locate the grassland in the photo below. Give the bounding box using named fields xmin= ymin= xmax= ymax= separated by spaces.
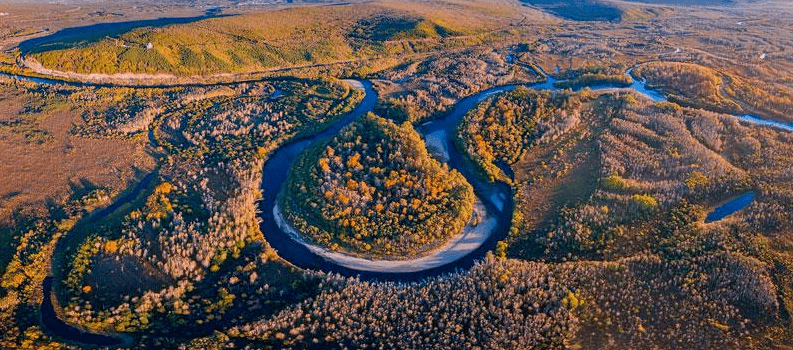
xmin=0 ymin=77 xmax=155 ymax=222
xmin=26 ymin=1 xmax=523 ymax=77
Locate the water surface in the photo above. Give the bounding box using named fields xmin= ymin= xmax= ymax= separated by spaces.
xmin=705 ymin=192 xmax=755 ymax=223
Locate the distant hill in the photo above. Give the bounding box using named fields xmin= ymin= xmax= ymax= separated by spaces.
xmin=519 ymin=0 xmax=623 ymax=21
xmin=520 ymin=0 xmax=756 ymax=22
xmin=617 ymin=0 xmax=738 ymax=4
xmin=23 ymin=1 xmax=523 ymax=76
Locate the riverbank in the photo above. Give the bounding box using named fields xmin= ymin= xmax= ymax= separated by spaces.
xmin=273 ymin=199 xmax=495 ymax=273
xmin=7 ymin=64 xmax=786 ymax=282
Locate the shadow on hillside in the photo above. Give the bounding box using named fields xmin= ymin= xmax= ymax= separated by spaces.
xmin=19 ymin=10 xmax=231 ymax=54
xmin=520 ymin=0 xmax=623 ymax=22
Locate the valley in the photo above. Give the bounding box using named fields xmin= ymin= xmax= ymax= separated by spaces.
xmin=1 ymin=0 xmax=792 ymax=349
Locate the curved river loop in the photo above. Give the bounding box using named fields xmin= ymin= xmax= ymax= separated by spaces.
xmin=257 ymin=66 xmax=792 ymax=281
xmin=2 ymin=59 xmax=792 ymax=345
xmin=4 ymin=61 xmax=791 ymax=280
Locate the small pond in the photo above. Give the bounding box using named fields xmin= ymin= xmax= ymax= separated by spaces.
xmin=705 ymin=192 xmax=756 ymax=223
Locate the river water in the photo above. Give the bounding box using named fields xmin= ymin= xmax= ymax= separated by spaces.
xmin=258 ymin=82 xmax=519 ymax=280
xmin=5 ymin=61 xmax=775 ymax=280
xmin=257 ymin=68 xmax=774 ymax=279
xmin=3 ymin=53 xmax=784 ymax=344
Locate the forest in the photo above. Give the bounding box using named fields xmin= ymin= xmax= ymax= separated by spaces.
xmin=280 ymin=113 xmax=474 ymax=258
xmin=1 ymin=0 xmax=793 ymax=349
xmin=374 ymin=47 xmax=541 ymax=123
xmin=0 ymin=72 xmax=365 ymax=347
xmin=456 ymin=87 xmax=583 ymax=183
xmin=552 ymin=63 xmax=633 ymax=90
xmin=633 ymin=61 xmax=793 ymax=124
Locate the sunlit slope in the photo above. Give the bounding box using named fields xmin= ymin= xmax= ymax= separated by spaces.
xmin=28 ymin=1 xmax=522 ymax=76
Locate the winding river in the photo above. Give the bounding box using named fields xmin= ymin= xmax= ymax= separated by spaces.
xmin=2 ymin=58 xmax=789 ymax=344
xmin=258 ymin=66 xmax=790 ymax=280
xmin=259 ymin=81 xmax=518 ymax=280
xmin=4 ymin=62 xmax=786 ymax=281
xmin=258 ymin=69 xmax=670 ymax=280
xmin=40 ymin=172 xmax=157 ymax=346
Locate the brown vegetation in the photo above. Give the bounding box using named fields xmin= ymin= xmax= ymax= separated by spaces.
xmin=0 ymin=76 xmax=155 ymax=221
xmin=374 ymin=47 xmax=541 ymax=123
xmin=3 ymin=0 xmax=793 ymax=349
xmin=634 ymin=61 xmax=793 ymax=123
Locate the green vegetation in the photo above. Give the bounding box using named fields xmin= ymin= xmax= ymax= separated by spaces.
xmin=29 ymin=1 xmax=514 ymax=77
xmin=4 ymin=1 xmax=793 ymax=349
xmin=602 ymin=173 xmax=628 ymax=191
xmin=630 ymin=193 xmax=658 ymax=211
xmin=281 ymin=113 xmax=474 ymax=258
xmin=456 ymin=87 xmax=584 ymax=182
xmin=32 ymin=6 xmax=363 ymax=75
xmin=349 ymin=13 xmax=461 ymax=41
xmin=620 ymin=6 xmax=674 ymax=21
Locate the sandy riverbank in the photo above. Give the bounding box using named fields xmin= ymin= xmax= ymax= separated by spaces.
xmin=273 ymin=198 xmax=495 ymax=273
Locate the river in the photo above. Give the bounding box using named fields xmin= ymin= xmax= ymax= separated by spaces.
xmin=258 ymin=81 xmax=517 ymax=280
xmin=258 ymin=66 xmax=777 ymax=279
xmin=40 ymin=172 xmax=156 ymax=346
xmin=7 ymin=61 xmax=776 ymax=282
xmin=3 ymin=56 xmax=785 ymax=345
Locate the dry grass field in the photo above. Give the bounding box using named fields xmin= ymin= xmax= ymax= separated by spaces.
xmin=0 ymin=79 xmax=155 ymax=221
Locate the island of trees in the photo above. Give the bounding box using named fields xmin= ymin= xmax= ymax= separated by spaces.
xmin=280 ymin=113 xmax=474 ymax=259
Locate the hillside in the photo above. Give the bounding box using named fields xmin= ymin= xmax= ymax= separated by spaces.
xmin=26 ymin=1 xmax=522 ymax=76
